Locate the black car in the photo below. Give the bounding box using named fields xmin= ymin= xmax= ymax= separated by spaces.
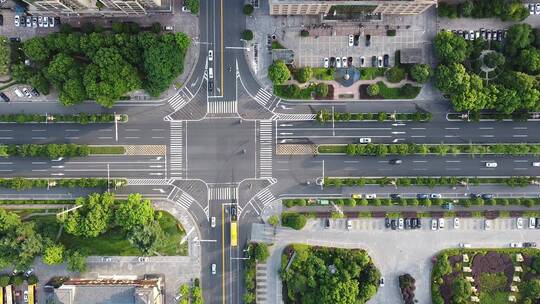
xmin=524 ymin=242 xmax=537 ymax=248
xmin=390 ymin=193 xmax=401 ymax=200
xmin=470 ymin=193 xmax=480 ymax=199
xmin=347 ymin=56 xmax=353 ymax=66
xmin=404 ymin=218 xmax=410 ymax=229
xmin=365 ymin=34 xmax=371 ymax=47
xmin=353 ymin=34 xmax=359 ymax=46
xmin=536 ymin=218 xmax=540 ymax=229
xmin=481 ymin=193 xmax=493 ymax=200
xmin=383 ymin=54 xmax=389 ymax=67
xmin=31 ymin=88 xmax=39 ymax=97
xmin=230 ymin=205 xmax=237 ymax=221
xmin=208 ymin=81 xmax=214 ymax=93
xmin=371 ymin=56 xmax=377 ymax=67
xmin=324 ymin=218 xmax=330 ymax=229
xmin=330 ymin=57 xmax=336 ymax=68
xmin=390 ymin=219 xmax=397 ymax=230
xmin=385 ymin=217 xmax=390 ymax=228
xmin=414 ymin=218 xmax=421 ymax=229
xmin=0 ymin=92 xmax=10 ymax=102
xmin=9 ymin=37 xmax=21 ymax=43
xmin=417 ymin=193 xmax=429 ymax=200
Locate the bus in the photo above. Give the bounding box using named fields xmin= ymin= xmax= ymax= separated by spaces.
xmin=28 ymin=284 xmax=35 ymax=304
xmin=5 ymin=285 xmax=12 ymax=304
xmin=0 ymin=286 xmax=3 ymax=304
xmin=230 ymin=221 xmax=238 ymax=247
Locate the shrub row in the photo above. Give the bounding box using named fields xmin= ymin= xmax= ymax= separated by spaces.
xmin=284 ymin=196 xmax=540 ymax=208
xmin=0 ymin=113 xmax=127 ymax=124
xmin=447 ymin=111 xmax=533 ymax=122
xmin=0 ymin=177 xmax=126 ymax=191
xmin=324 ymin=176 xmax=536 ymax=188
xmin=318 ymin=143 xmax=540 ymax=156
xmin=316 ymin=109 xmax=431 ymax=123
xmin=281 ymin=212 xmax=307 ymax=230
xmin=0 ymin=144 xmax=125 ymax=158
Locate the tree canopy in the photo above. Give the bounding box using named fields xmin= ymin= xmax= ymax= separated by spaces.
xmin=268 ymin=60 xmax=291 ymax=84
xmin=410 ymin=64 xmax=431 ymax=83
xmin=434 ymin=31 xmax=469 ymax=64
xmin=114 ymin=193 xmax=156 ymax=232
xmin=0 ymin=209 xmax=43 ymax=269
xmin=61 ymin=192 xmax=115 ymax=237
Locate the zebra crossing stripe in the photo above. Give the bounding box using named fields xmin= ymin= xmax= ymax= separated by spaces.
xmin=254 ymin=88 xmax=273 ymax=107
xmin=175 ymin=192 xmax=193 ymax=209
xmin=168 ymin=92 xmax=188 ymax=111
xmin=207 ymin=101 xmax=237 ymax=114
xmin=208 ymin=187 xmax=236 ymax=200
xmin=170 ymin=122 xmax=183 ymax=176
xmin=259 ymin=121 xmax=273 ymax=178
xmin=127 ymin=179 xmax=168 ymax=185
xmin=257 ymin=188 xmax=276 ymax=206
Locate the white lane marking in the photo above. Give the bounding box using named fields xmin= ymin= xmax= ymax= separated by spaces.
xmin=31 ymin=162 xmax=47 ymax=164
xmin=65 ymin=129 xmax=79 ymax=132
xmin=344 ymin=168 xmax=357 ymax=171
xmin=513 ymin=127 xmax=527 ymax=130
xmin=411 ymin=128 xmax=426 ymax=130
xmin=445 ymin=160 xmax=461 ymax=163
xmin=149 ymin=172 xmax=163 ymax=176
xmin=514 ymin=160 xmax=528 ymax=163
xmin=99 ymin=129 xmax=113 ymax=132
xmin=152 ymin=136 xmax=165 ymax=139
xmin=444 ymin=135 xmax=457 ymax=138
xmin=276 ymin=161 xmax=288 ymax=164
xmin=479 ymin=127 xmax=494 ymax=130
xmin=276 ymin=135 xmax=393 ymax=138
xmin=31 ymin=129 xmax=45 ymax=132
xmin=125 ymin=129 xmax=140 ymax=131
xmin=31 ymin=169 xmax=47 ymax=172
xmin=149 ymin=165 xmax=163 ymax=168
xmin=279 ymin=132 xmax=293 ymax=135
xmin=0 ymin=169 xmax=12 ymax=172
xmin=514 ymin=168 xmax=527 ymax=170
xmin=125 ymin=136 xmax=140 ymax=139
xmin=445 ymin=127 xmax=460 ymax=130
xmin=410 ymin=135 xmax=426 ymax=138
xmin=480 ymin=135 xmax=494 ymax=137
xmin=377 ymin=168 xmax=392 ymax=171
xmin=31 ymin=137 xmax=47 ymax=140
xmin=0 ymin=137 xmax=13 ymax=139
xmin=344 ymin=161 xmax=359 ymax=163
xmin=275 ymin=168 xmax=289 ymax=171
xmin=0 ymin=130 xmax=12 ymax=132
xmin=51 ymin=166 xmax=64 ymax=168
xmin=413 ymin=168 xmax=427 ymax=171
xmin=152 ymin=129 xmax=165 ymax=131
xmin=446 ymin=168 xmax=462 ymax=170
xmin=65 ymin=137 xmax=80 ymax=140
xmin=279 ymin=124 xmax=294 ymax=127
xmin=98 ymin=136 xmax=113 ymax=139
xmin=0 ymin=162 xmax=12 ymax=165
xmin=51 ymin=173 xmax=64 ymax=176
xmin=413 ymin=160 xmax=427 ymax=163
xmin=513 ymin=135 xmax=528 ymax=138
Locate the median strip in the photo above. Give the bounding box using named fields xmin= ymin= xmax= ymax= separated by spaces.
xmin=0 ymin=113 xmax=128 ymax=124
xmin=0 ymin=144 xmax=126 ymax=158
xmin=0 ymin=177 xmax=126 ymax=191
xmin=316 ymin=109 xmax=432 ymax=124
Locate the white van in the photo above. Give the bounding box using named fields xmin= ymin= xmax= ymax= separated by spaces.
xmin=208 ymin=67 xmax=214 ymax=79
xmin=14 ymin=88 xmax=23 ymax=98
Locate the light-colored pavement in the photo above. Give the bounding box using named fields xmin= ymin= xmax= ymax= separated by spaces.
xmin=251 ymin=217 xmax=540 ymax=304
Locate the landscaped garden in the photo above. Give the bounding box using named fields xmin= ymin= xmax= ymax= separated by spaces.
xmin=280 ymin=244 xmax=380 ymax=304
xmin=432 ymin=248 xmax=540 ymax=304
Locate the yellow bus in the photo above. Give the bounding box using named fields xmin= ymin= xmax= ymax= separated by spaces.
xmin=5 ymin=285 xmax=12 ymax=304
xmin=230 ymin=221 xmax=238 ymax=247
xmin=28 ymin=284 xmax=35 ymax=304
xmin=0 ymin=286 xmax=4 ymax=304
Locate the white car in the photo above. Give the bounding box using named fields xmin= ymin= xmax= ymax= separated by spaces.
xmin=530 ymin=217 xmax=536 ymax=229
xmin=484 ymin=219 xmax=492 ymax=230
xmin=211 ymin=216 xmax=216 ymax=228
xmin=459 ymin=243 xmax=471 ymax=248
xmin=348 ymin=34 xmax=354 ymax=47
xmin=485 ymin=162 xmax=498 ymax=168
xmin=342 ymin=56 xmax=347 ymax=68
xmin=323 ymin=57 xmax=329 ymax=68
xmin=138 ymin=256 xmax=149 ymax=262
xmin=530 ymin=4 xmax=535 ymax=15
xmin=211 ymin=263 xmax=216 ymax=275
xmin=536 ymin=3 xmax=540 ymax=15
xmin=182 ymin=5 xmax=189 ymax=12
xmin=378 ymin=56 xmax=383 ymax=67
xmin=438 ymin=218 xmax=445 ymax=229
xmin=38 ymin=16 xmax=43 ymax=27
xmin=49 ymin=17 xmax=55 ymax=27
xmin=359 ymin=137 xmax=371 ymax=143
xmin=346 ymin=219 xmax=352 ymax=230
xmin=510 ymin=242 xmax=523 ymax=248
xmin=22 ymin=88 xmax=32 ymax=98
xmin=208 ymin=50 xmax=213 ymax=61
xmin=43 ymin=16 xmax=49 ymax=27
xmin=398 ymin=218 xmax=404 ymax=230
xmin=532 ymin=162 xmax=540 ymax=167
xmin=365 ymin=194 xmax=377 ymax=199
xmin=517 ymin=217 xmax=523 ymax=229
xmin=379 ymin=277 xmax=385 ymax=287
xmin=469 ymin=30 xmax=474 ymax=40
xmin=14 ymin=15 xmax=20 ymax=27
xmin=336 ymin=57 xmax=341 ymax=68
xmin=24 ymin=291 xmax=28 ymax=302
xmin=430 ymin=193 xmax=442 ymax=199
xmin=454 ymin=218 xmax=460 ymax=229
xmin=431 ymin=219 xmax=438 ymax=230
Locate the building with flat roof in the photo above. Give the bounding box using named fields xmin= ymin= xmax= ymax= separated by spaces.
xmin=269 ymin=0 xmax=436 ymax=16
xmin=53 ymin=277 xmax=163 ymax=304
xmin=23 ymin=0 xmax=163 ymax=16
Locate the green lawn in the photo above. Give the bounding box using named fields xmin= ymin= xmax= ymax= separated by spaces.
xmin=359 ymin=67 xmax=386 ymax=80
xmin=479 ymin=291 xmax=509 ymax=304
xmin=89 ymin=146 xmax=126 ymax=155
xmin=31 ymin=210 xmax=187 ymax=256
xmin=317 ymin=145 xmax=346 ymax=153
xmin=377 ymin=82 xmax=421 ymax=99
xmin=312 ymin=68 xmax=335 ymax=81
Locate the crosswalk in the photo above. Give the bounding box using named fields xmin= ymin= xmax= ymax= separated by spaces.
xmin=255 ymin=188 xmax=276 ymax=207
xmin=254 ymin=88 xmax=281 ymax=110
xmin=259 ymin=120 xmax=273 ymax=178
xmin=169 ymin=121 xmax=183 ymax=177
xmin=256 ymin=263 xmax=268 ymax=304
xmin=167 ymin=88 xmax=194 ymax=111
xmin=167 ymin=187 xmax=194 ymax=210
xmin=275 ymin=113 xmax=316 ymax=121
xmin=208 ymin=186 xmax=237 ymax=201
xmin=207 ymin=101 xmax=237 ymax=114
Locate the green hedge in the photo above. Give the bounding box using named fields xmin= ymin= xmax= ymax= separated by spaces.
xmin=316 ymin=109 xmax=431 ymax=123
xmin=359 ymin=67 xmax=386 ymax=80
xmin=0 ymin=113 xmax=127 ymax=124
xmin=282 ymin=212 xmax=307 ymax=230
xmin=324 ymin=176 xmax=536 ymax=188
xmin=377 ymin=82 xmax=421 ymax=99
xmin=318 ymin=143 xmax=540 ymax=156
xmin=0 ymin=144 xmax=125 ymax=158
xmin=0 ymin=177 xmax=126 ymax=191
xmin=88 ymin=146 xmax=126 ymax=155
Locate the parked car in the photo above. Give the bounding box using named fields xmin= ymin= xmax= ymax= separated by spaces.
xmin=14 ymin=88 xmax=23 ymax=98
xmin=26 ymin=16 xmax=31 ymax=27
xmin=31 ymin=88 xmax=39 ymax=97
xmin=379 ymin=277 xmax=385 ymax=287
xmin=377 ymin=56 xmax=383 ymax=68
xmin=360 ymin=56 xmax=365 ymax=67
xmin=404 ymin=218 xmax=410 ymax=229
xmin=359 ymin=137 xmax=371 ymax=143
xmin=371 ymin=56 xmax=377 ymax=67
xmin=348 ymin=34 xmax=354 ymax=47
xmin=38 ymin=16 xmax=43 ymax=27
xmin=211 ymin=263 xmax=216 ymax=275
xmin=470 ymin=193 xmax=480 ymax=199
xmin=14 ymin=15 xmax=19 ymax=27
xmin=415 ymin=218 xmax=421 ymax=229
xmin=481 ymin=193 xmax=493 ymax=200
xmin=398 ymin=218 xmax=404 ymax=230
xmin=353 ymin=34 xmax=359 ymax=46
xmin=438 ymin=218 xmax=445 ymax=229
xmin=536 ymin=218 xmax=540 ymax=229
xmin=385 ymin=217 xmax=390 ymax=228
xmin=523 ymin=242 xmax=537 ymax=248
xmin=530 ymin=217 xmax=536 ymax=229
xmin=391 ymin=219 xmax=397 ymax=230
xmin=533 ymin=162 xmax=540 ymax=167
xmin=417 ymin=193 xmax=429 ymax=199
xmin=431 ymin=218 xmax=438 ymax=230
xmin=138 ymin=256 xmax=149 ymax=262
xmin=383 ymin=54 xmax=389 ymax=67
xmin=330 ymin=57 xmax=336 ymax=68
xmin=516 ymin=217 xmax=523 ymax=229
xmin=390 ymin=193 xmax=401 ymax=200
xmin=510 ymin=242 xmax=522 ymax=248
xmin=336 ymin=57 xmax=341 ymax=68
xmin=22 ymin=87 xmax=32 ymax=98
xmin=324 ymin=218 xmax=330 ymax=229
xmin=0 ymin=92 xmax=10 ymax=102
xmin=365 ymin=34 xmax=371 ymax=47
xmin=365 ymin=194 xmax=377 ymax=199
xmin=49 ymin=16 xmax=55 ymax=27
xmin=341 ymin=56 xmax=348 ymax=68
xmin=347 ymin=56 xmax=353 ymax=66
xmin=485 ymin=162 xmax=498 ymax=168
xmin=454 ymin=217 xmax=460 ymax=229
xmin=484 ymin=219 xmax=492 ymax=230
xmin=43 ymin=16 xmax=48 ymax=27
xmin=351 ymin=193 xmax=362 ymax=199
xmin=208 ymin=50 xmax=213 ymax=61
xmin=211 ymin=216 xmax=216 ymax=228
xmin=430 ymin=193 xmax=442 ymax=199
xmin=459 ymin=243 xmax=472 ymax=248
xmin=536 ymin=3 xmax=540 ymax=14
xmin=530 ymin=3 xmax=535 ymax=15
xmin=32 ymin=17 xmax=37 ymax=28
xmin=346 ymin=219 xmax=352 ymax=230
xmin=323 ymin=57 xmax=329 ymax=68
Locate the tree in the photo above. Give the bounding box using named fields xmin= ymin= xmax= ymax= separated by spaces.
xmin=22 ymin=37 xmax=50 ymax=62
xmin=115 ymin=193 xmax=155 ymax=232
xmin=314 ymin=83 xmax=329 ymax=98
xmin=253 ymin=243 xmax=270 ymax=262
xmin=29 ymin=73 xmax=51 ymax=95
xmin=451 ymin=74 xmax=493 ymax=111
xmin=517 ymin=48 xmax=540 ymax=73
xmin=296 ymin=67 xmax=313 ymax=83
xmin=451 ymin=276 xmax=472 ymax=304
xmin=524 ymin=279 xmax=540 ymax=300
xmin=242 ymin=30 xmax=254 ymax=41
xmin=185 ymin=0 xmax=199 ymax=14
xmin=268 ymin=60 xmax=291 ymax=84
xmin=60 ymin=78 xmax=87 ymax=106
xmin=0 ymin=275 xmax=10 ymax=287
xmin=268 ymin=215 xmax=279 ymax=227
xmin=505 ymin=23 xmax=533 ymax=56
xmin=27 ymin=274 xmax=39 ymax=285
xmin=243 ymin=4 xmax=254 ymax=15
xmin=142 ymin=39 xmax=185 ymax=97
xmin=127 ymin=221 xmax=164 ymax=255
xmin=483 ymin=51 xmax=505 ymax=69
xmin=434 ymin=31 xmax=469 ymax=63
xmin=438 ymin=2 xmax=458 ymax=18
xmin=458 ymin=0 xmax=474 ymax=17
xmin=281 ymin=213 xmax=306 ymax=230
xmin=61 ymin=192 xmax=115 ymax=238
xmin=410 ymin=64 xmax=431 ymax=83
xmin=42 ymin=243 xmax=65 ymax=265
xmin=503 ymin=71 xmax=540 ymax=112
xmin=66 ymin=250 xmax=87 ymax=272
xmin=386 ymin=66 xmax=406 ymax=83
xmin=367 ymin=83 xmax=379 ymax=96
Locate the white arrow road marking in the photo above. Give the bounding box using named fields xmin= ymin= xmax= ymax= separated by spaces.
xmin=149 ymin=173 xmax=163 ymax=176
xmin=51 ymin=173 xmax=64 ymax=176
xmin=280 ymin=132 xmax=293 ymax=135
xmin=155 ymin=156 xmax=163 ymax=161
xmin=152 ymin=188 xmax=165 ymax=193
xmin=391 ymin=131 xmax=406 ymax=135
xmin=51 ymin=166 xmax=64 ymax=169
xmin=280 ymin=124 xmax=293 ymax=127
xmin=149 ymin=165 xmax=163 ymax=168
xmin=392 ymin=138 xmax=405 ymax=143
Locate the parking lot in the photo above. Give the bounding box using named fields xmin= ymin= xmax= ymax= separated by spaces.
xmin=252 ymin=216 xmax=540 ymax=304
